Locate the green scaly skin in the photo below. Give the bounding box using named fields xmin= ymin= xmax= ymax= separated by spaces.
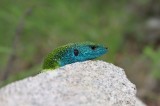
xmin=42 ymin=42 xmax=108 ymax=71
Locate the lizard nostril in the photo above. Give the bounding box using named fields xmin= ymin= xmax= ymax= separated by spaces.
xmin=105 ymin=47 xmax=108 ymax=49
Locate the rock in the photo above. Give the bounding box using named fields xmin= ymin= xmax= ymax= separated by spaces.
xmin=0 ymin=60 xmax=146 ymax=106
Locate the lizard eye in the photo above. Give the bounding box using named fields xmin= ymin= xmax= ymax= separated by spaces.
xmin=74 ymin=49 xmax=79 ymax=56
xmin=90 ymin=45 xmax=97 ymax=50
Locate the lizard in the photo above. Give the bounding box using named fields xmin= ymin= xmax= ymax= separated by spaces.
xmin=42 ymin=42 xmax=108 ymax=70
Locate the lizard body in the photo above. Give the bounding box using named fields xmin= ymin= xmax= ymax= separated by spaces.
xmin=43 ymin=42 xmax=108 ymax=70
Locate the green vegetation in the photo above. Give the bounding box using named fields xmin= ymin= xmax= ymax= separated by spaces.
xmin=0 ymin=0 xmax=160 ymax=105
xmin=144 ymin=46 xmax=160 ymax=79
xmin=0 ymin=0 xmax=131 ymax=82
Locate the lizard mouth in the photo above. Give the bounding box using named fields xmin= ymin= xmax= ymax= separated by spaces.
xmin=86 ymin=49 xmax=107 ymax=59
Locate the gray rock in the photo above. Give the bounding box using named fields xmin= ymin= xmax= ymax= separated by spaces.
xmin=0 ymin=60 xmax=146 ymax=106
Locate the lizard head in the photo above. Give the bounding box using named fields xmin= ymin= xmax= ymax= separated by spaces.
xmin=60 ymin=42 xmax=108 ymax=66
xmin=42 ymin=42 xmax=108 ymax=70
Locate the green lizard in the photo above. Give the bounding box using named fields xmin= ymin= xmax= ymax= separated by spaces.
xmin=43 ymin=42 xmax=108 ymax=70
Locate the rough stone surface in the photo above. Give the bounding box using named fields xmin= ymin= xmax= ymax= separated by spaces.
xmin=0 ymin=60 xmax=146 ymax=106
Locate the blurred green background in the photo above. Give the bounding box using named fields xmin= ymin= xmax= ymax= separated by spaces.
xmin=0 ymin=0 xmax=160 ymax=105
